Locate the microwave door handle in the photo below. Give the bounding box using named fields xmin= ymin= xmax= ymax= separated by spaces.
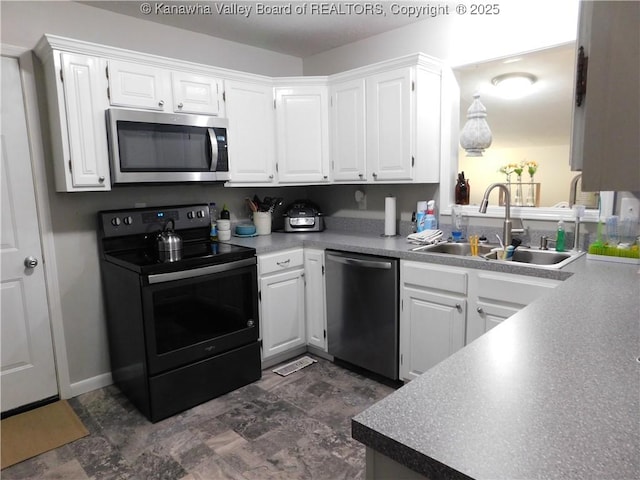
xmin=208 ymin=128 xmax=219 ymax=171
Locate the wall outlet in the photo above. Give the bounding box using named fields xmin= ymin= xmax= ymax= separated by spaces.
xmin=620 ymin=197 xmax=640 ymax=220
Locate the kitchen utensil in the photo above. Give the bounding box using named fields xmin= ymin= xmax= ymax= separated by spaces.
xmin=156 ymin=219 xmax=182 ymax=262
xmin=253 ymin=211 xmax=272 ymax=235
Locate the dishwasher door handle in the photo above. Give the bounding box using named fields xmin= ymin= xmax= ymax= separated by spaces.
xmin=326 ymin=254 xmax=392 ymax=270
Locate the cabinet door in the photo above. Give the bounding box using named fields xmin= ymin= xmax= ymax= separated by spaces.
xmin=304 ymin=249 xmax=327 ymax=351
xmin=571 ymin=1 xmax=640 ymax=191
xmin=107 ymin=60 xmax=169 ymax=110
xmin=60 ymin=53 xmax=110 ymax=190
xmin=474 ymin=301 xmax=520 ymax=334
xmin=400 ymin=286 xmax=466 ymax=381
xmin=225 ymin=80 xmax=276 ymax=184
xmin=260 ymin=268 xmax=306 ymax=360
xmin=366 ymin=68 xmax=413 ymax=181
xmin=275 ymin=86 xmax=330 ymax=183
xmin=330 ymin=79 xmax=366 ymax=182
xmin=171 ymin=72 xmax=223 ymax=115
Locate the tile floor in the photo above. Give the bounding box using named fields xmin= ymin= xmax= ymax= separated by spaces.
xmin=2 ymin=356 xmax=395 ymax=479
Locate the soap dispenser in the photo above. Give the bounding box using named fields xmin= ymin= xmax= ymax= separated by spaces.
xmin=555 ymin=220 xmax=566 ymax=252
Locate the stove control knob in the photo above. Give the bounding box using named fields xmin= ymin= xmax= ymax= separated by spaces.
xmin=111 ymin=217 xmax=121 ymax=227
xmin=197 ymin=210 xmax=205 ymax=218
xmin=123 ymin=216 xmax=133 ymax=225
xmin=247 ymin=319 xmax=255 ymax=328
xmin=187 ymin=211 xmax=195 ymax=219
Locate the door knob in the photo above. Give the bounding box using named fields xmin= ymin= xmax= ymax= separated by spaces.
xmin=24 ymin=256 xmax=38 ymax=268
xmin=477 ymin=307 xmax=484 ymax=314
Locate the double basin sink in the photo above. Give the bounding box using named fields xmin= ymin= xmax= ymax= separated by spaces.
xmin=412 ymin=242 xmax=582 ymax=269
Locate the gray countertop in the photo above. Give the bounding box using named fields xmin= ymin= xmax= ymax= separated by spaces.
xmin=229 ymin=231 xmax=574 ymax=280
xmin=231 ymin=230 xmax=639 ymax=479
xmin=352 ymin=260 xmax=640 ymax=480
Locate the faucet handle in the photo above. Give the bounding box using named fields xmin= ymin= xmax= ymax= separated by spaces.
xmin=540 ymin=235 xmax=549 ymax=250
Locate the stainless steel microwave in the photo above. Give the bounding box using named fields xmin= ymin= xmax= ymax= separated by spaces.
xmin=106 ymin=108 xmax=230 ymax=184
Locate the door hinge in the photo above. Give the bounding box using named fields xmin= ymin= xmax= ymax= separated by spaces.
xmin=59 ymin=68 xmax=63 ymax=82
xmin=411 ymin=81 xmax=415 ymax=91
xmin=273 ymin=99 xmax=276 ymax=109
xmin=222 ymin=91 xmax=226 ymax=102
xmin=275 ymin=162 xmax=279 ymax=172
xmin=323 ymin=329 xmax=326 ymax=339
xmin=68 ymin=159 xmax=72 ymax=173
xmin=330 ymin=96 xmax=333 ymax=107
xmin=321 ymin=265 xmax=325 ymax=275
xmin=401 ymin=299 xmax=403 ymax=311
xmin=105 ymin=65 xmax=109 ymax=79
xmin=400 ymin=354 xmax=403 ymax=365
xmin=107 ymin=86 xmax=111 ymax=100
xmin=411 ymin=156 xmax=415 ymax=167
xmin=259 ymin=339 xmax=263 ymax=348
xmin=258 ymin=291 xmax=261 ymax=301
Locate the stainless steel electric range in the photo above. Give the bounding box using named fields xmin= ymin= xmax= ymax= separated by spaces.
xmin=98 ymin=204 xmax=261 ymax=422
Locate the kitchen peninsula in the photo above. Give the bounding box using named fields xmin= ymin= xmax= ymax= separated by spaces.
xmin=353 ymin=260 xmax=639 ymax=480
xmin=229 ymin=230 xmax=639 ymax=480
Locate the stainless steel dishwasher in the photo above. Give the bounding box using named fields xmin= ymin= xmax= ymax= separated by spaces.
xmin=325 ymin=250 xmax=399 ymax=380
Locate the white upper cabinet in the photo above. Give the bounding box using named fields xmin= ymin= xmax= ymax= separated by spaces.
xmin=41 ymin=51 xmax=111 ymax=192
xmin=107 ymin=60 xmax=223 ymax=115
xmin=107 ymin=60 xmax=169 ymax=110
xmin=366 ymin=67 xmax=413 ymax=181
xmin=570 ymin=0 xmax=639 ymax=191
xmin=274 ymin=85 xmax=330 ymax=184
xmin=330 ymin=78 xmax=366 ymax=182
xmin=224 ymin=79 xmax=276 ymax=184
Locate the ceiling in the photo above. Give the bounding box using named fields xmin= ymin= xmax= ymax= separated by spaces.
xmin=79 ymin=1 xmax=425 ymax=57
xmin=456 ymin=44 xmax=576 ymax=148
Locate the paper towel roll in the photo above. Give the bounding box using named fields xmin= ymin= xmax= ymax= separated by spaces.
xmin=384 ymin=196 xmax=397 ymax=236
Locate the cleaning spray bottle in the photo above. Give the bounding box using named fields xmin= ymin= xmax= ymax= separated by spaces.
xmin=425 ymin=200 xmax=437 ymax=230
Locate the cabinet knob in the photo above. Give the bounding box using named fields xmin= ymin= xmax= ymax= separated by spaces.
xmin=358 ymin=173 xmax=364 ymax=179
xmin=268 ymin=174 xmax=274 ymax=180
xmin=323 ymin=175 xmax=328 ymax=180
xmin=455 ymin=303 xmax=462 ymax=312
xmin=158 ymin=100 xmax=165 ymax=107
xmin=372 ymin=172 xmax=378 ymax=179
xmin=477 ymin=307 xmax=484 ymax=314
xmin=177 ymin=102 xmax=184 ymax=109
xmin=98 ymin=176 xmax=105 ymax=183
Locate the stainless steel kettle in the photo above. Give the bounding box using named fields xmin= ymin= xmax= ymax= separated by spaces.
xmin=157 ymin=219 xmax=182 ymax=262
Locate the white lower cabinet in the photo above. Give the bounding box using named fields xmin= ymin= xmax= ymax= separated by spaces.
xmin=258 ymin=249 xmax=306 ymax=362
xmin=304 ymin=249 xmax=327 ymax=351
xmin=466 ymin=271 xmax=561 ymax=344
xmin=400 ymin=262 xmax=467 ymax=382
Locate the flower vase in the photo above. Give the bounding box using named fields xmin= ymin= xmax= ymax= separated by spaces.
xmin=526 ymin=175 xmax=536 ymax=206
xmin=513 ymin=176 xmax=523 ymax=206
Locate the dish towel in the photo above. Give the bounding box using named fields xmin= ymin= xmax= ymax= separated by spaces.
xmin=407 ymin=229 xmax=443 ymax=244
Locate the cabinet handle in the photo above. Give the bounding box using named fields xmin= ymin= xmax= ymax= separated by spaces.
xmin=477 ymin=307 xmax=484 ymax=314
xmin=268 ymin=174 xmax=274 ymax=180
xmin=323 ymin=175 xmax=328 ymax=180
xmin=98 ymin=176 xmax=105 ymax=183
xmin=158 ymin=100 xmax=165 ymax=107
xmin=177 ymin=102 xmax=183 ymax=109
xmin=455 ymin=304 xmax=462 ymax=312
xmin=575 ymin=46 xmax=588 ymax=107
xmin=276 ymin=259 xmax=290 ymax=267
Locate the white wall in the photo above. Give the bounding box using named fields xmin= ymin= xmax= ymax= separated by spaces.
xmin=303 ymin=0 xmax=580 ymax=74
xmin=0 ymin=1 xmax=302 ymax=76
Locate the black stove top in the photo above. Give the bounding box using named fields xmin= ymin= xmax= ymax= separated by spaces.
xmin=98 ymin=204 xmax=256 ymax=275
xmin=104 ymin=240 xmax=256 ymax=275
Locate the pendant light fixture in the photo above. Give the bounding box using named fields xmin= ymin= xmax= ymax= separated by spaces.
xmin=459 ymin=93 xmax=492 ymax=157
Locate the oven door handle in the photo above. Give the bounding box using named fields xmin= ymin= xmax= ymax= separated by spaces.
xmin=147 ymin=257 xmax=256 ymax=284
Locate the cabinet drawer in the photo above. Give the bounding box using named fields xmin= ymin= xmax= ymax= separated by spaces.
xmin=258 ymin=248 xmax=304 ymax=275
xmin=476 ymin=272 xmax=560 ymax=305
xmin=401 ymin=261 xmax=467 ymax=295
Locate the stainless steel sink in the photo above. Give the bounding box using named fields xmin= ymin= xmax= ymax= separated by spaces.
xmin=483 ymin=248 xmax=573 ymax=265
xmin=411 ymin=242 xmax=583 ymax=269
xmin=412 ymin=242 xmax=495 ymax=256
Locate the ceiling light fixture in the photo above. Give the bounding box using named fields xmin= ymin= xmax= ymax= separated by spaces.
xmin=491 ymin=72 xmax=537 ymax=99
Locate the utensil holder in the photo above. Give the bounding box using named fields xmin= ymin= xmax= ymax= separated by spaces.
xmin=253 ymin=212 xmax=272 ymax=235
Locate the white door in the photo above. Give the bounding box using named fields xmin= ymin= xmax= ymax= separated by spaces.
xmin=171 ymin=72 xmax=223 ymax=115
xmin=331 ymin=78 xmax=366 ymax=182
xmin=304 ymin=249 xmax=327 ymax=351
xmin=275 ymin=86 xmax=330 ymax=183
xmin=225 ymin=79 xmax=276 ymax=184
xmin=1 ymin=56 xmax=58 ymax=412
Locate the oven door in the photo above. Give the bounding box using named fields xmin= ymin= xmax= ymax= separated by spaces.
xmin=141 ymin=258 xmax=258 ymax=375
